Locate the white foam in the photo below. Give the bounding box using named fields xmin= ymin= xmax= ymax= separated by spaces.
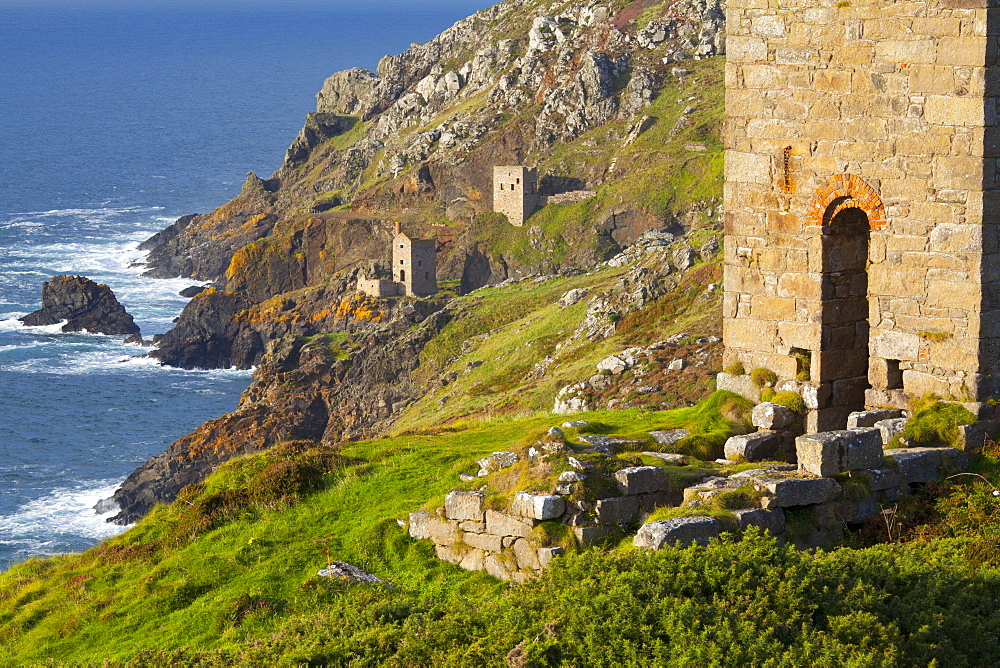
xmin=0 ymin=479 xmax=130 ymax=549
xmin=0 ymin=316 xmax=66 ymax=334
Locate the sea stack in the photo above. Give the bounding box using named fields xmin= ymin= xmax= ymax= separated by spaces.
xmin=20 ymin=275 xmax=141 ymax=336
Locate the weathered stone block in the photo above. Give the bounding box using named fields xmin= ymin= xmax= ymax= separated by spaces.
xmin=847 ymin=409 xmax=903 ymax=429
xmin=408 ymin=511 xmax=431 ymax=540
xmin=939 ymin=447 xmax=972 ymax=471
xmin=649 ymin=429 xmax=689 ymax=446
xmin=558 ymin=471 xmax=586 ymax=483
xmin=796 ymin=429 xmax=884 ymax=477
xmin=884 ymin=447 xmax=944 ymax=483
xmin=444 ymin=490 xmax=485 ymax=521
xmin=641 ymin=451 xmax=688 ymax=465
xmin=459 ymin=519 xmax=486 ymax=533
xmin=512 ymin=538 xmax=542 ymax=570
xmin=482 ymin=554 xmax=512 ymax=580
xmin=537 ymin=546 xmax=565 ymax=569
xmin=426 ymin=516 xmax=461 ymax=546
xmin=755 ymin=476 xmax=842 ymax=508
xmin=724 ymin=431 xmax=782 ymax=462
xmin=572 ymin=526 xmax=611 ymax=545
xmin=435 ymin=544 xmax=466 ymax=565
xmin=732 ymin=508 xmax=786 ymax=535
xmin=874 ymin=418 xmax=908 ymax=445
xmin=511 ymin=491 xmax=566 ymax=520
xmin=682 ymin=477 xmax=744 ymax=504
xmin=633 ymin=517 xmax=721 ymax=549
xmin=595 ymin=496 xmax=640 ymax=525
xmin=477 ymin=451 xmax=519 ymax=474
xmin=839 ymin=495 xmax=880 ymax=524
xmin=716 ymin=372 xmax=761 ymax=402
xmin=870 ymin=330 xmax=920 ymax=361
xmin=752 ymin=402 xmax=797 ymax=430
xmin=458 ymin=548 xmax=486 ymax=572
xmin=485 ymin=510 xmax=536 ymax=538
xmin=863 ymin=467 xmax=903 ymax=492
xmin=462 ymin=532 xmax=503 ymax=553
xmin=613 ymin=466 xmax=669 ymax=496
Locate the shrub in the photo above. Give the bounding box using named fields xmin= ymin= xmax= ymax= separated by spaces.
xmin=251 ymin=461 xmax=325 ymax=504
xmin=771 ymin=391 xmax=805 ymax=414
xmin=723 ymin=362 xmax=745 ymax=376
xmin=750 ymin=367 xmax=777 ymax=388
xmin=897 ymin=398 xmax=977 ymax=449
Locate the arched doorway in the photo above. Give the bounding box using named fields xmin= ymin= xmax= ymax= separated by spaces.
xmin=819 ymin=204 xmax=871 ymax=428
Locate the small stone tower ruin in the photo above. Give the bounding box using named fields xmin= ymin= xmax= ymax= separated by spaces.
xmin=357 ymin=222 xmax=437 ymax=298
xmin=722 ymin=0 xmax=1000 ymax=430
xmin=392 ymin=222 xmax=437 ymax=296
xmin=493 ymin=166 xmax=538 ymax=226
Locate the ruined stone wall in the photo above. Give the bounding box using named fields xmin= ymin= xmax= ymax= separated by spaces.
xmin=493 ymin=166 xmax=538 ymax=226
xmin=356 ymin=278 xmax=399 ymax=298
xmin=723 ymin=0 xmax=999 ymax=428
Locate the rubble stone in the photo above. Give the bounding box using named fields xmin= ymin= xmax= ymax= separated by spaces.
xmin=884 ymin=447 xmax=946 ymax=483
xmin=874 ymin=418 xmax=908 ymax=445
xmin=633 ymin=516 xmax=721 ymax=549
xmin=511 ymin=491 xmax=566 ymax=520
xmin=752 ymin=402 xmax=797 ymax=430
xmin=613 ymin=466 xmax=669 ymax=495
xmin=594 ymin=496 xmax=640 ymax=525
xmin=485 ymin=510 xmax=536 ymax=538
xmin=847 ymin=409 xmax=903 ymax=429
xmin=796 ymin=429 xmax=884 ymax=477
xmin=537 ymin=546 xmax=565 ymax=568
xmin=444 ymin=490 xmax=485 ymax=521
xmin=754 ymin=475 xmax=841 ymax=508
xmin=732 ymin=508 xmax=786 ymax=535
xmin=724 ymin=431 xmax=782 ymax=462
xmin=649 ymin=429 xmax=689 ymax=446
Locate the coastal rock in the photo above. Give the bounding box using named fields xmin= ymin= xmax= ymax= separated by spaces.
xmin=20 ymin=275 xmax=140 ymax=336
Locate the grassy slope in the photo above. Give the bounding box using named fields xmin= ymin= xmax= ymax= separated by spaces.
xmin=3 ymin=426 xmax=1000 ymax=665
xmin=0 ymin=401 xmax=750 ymax=664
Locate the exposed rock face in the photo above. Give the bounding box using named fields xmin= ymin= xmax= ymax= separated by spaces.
xmin=110 ymin=300 xmax=453 ymax=524
xmin=20 ymin=275 xmax=140 ymax=336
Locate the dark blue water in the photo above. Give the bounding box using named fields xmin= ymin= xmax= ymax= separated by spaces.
xmin=0 ymin=0 xmax=490 ymax=569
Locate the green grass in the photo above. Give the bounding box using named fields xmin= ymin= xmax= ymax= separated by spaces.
xmin=890 ymin=397 xmax=977 ymax=449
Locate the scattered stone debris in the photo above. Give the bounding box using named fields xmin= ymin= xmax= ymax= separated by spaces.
xmin=318 ymin=561 xmax=387 ymax=585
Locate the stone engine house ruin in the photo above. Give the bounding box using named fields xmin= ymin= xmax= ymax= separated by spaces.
xmin=493 ymin=166 xmax=538 ymax=227
xmin=357 ymin=222 xmax=437 ymax=297
xmin=722 ymin=0 xmax=1000 ymax=430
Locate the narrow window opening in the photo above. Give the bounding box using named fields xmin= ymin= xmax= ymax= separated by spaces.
xmin=418 ymin=260 xmax=422 ymax=267
xmin=400 ymin=269 xmax=406 ymax=281
xmin=791 ymin=348 xmax=812 ymax=381
xmin=886 ymin=359 xmax=903 ymax=390
xmin=516 ymin=177 xmax=520 ymax=185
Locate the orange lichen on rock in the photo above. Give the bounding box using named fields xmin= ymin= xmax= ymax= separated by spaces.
xmin=335 ymin=295 xmax=385 ymax=322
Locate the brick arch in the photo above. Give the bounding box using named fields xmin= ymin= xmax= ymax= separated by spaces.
xmin=805 ymin=173 xmax=886 ymax=230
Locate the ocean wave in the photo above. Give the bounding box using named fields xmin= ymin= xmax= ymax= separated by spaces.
xmin=0 ymin=479 xmax=129 ymax=547
xmin=0 ymin=317 xmax=65 ymax=334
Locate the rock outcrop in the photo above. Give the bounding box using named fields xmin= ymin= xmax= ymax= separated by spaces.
xmin=20 ymin=275 xmax=140 ymax=336
xmin=110 ymin=299 xmax=453 ymax=524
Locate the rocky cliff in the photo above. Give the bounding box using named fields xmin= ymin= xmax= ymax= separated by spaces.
xmin=142 ymin=0 xmax=725 ymax=369
xmin=21 ymin=275 xmax=141 ymax=337
xmin=110 ymin=0 xmax=729 ymax=523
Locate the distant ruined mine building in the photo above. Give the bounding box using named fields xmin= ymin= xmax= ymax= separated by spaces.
xmin=722 ymin=0 xmax=1000 ymax=430
xmin=493 ymin=166 xmax=538 ymax=226
xmin=357 ymin=222 xmax=437 ymax=297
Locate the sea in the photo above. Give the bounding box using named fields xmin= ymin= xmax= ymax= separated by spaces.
xmin=0 ymin=0 xmax=490 ymax=570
